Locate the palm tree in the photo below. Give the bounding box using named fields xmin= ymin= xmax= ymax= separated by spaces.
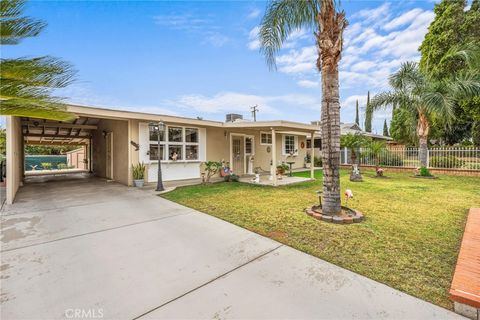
xmin=368 ymin=141 xmax=385 ymax=174
xmin=1 ymin=0 xmax=76 ymax=121
xmin=259 ymin=0 xmax=347 ymax=215
xmin=340 ymin=133 xmax=369 ymax=181
xmin=369 ymin=61 xmax=480 ymax=167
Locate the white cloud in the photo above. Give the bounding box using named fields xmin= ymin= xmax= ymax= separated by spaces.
xmin=247 ymin=8 xmax=261 ymax=19
xmin=297 ymin=80 xmax=319 ymax=88
xmin=153 ymin=13 xmax=230 ymax=47
xmin=383 ymin=8 xmax=423 ymax=30
xmin=276 ymin=46 xmax=316 ymax=74
xmin=247 ymin=26 xmax=261 ymax=50
xmin=164 ymin=92 xmax=320 ymax=115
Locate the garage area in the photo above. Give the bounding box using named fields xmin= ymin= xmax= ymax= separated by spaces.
xmin=4 ymin=109 xmax=133 ymax=205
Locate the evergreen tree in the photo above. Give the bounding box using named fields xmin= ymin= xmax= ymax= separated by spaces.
xmin=355 ymin=100 xmax=359 ymax=126
xmin=383 ymin=119 xmax=389 ymax=137
xmin=364 ymin=91 xmax=372 ymax=132
xmin=419 ymin=0 xmax=466 ymax=79
xmin=418 ymin=0 xmax=480 ymax=145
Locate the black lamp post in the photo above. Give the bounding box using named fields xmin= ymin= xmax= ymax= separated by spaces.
xmin=149 ymin=121 xmax=165 ymax=191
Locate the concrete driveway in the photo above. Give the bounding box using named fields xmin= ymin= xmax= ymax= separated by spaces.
xmin=1 ymin=175 xmax=462 ymax=319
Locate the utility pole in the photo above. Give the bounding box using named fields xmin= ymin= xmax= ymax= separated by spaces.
xmin=251 ymin=105 xmax=259 ymax=121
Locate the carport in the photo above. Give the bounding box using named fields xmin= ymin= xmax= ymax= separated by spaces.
xmin=4 ymin=106 xmax=134 ymax=204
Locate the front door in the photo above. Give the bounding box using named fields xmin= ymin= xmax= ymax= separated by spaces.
xmin=105 ymin=132 xmax=113 ymax=180
xmin=232 ymin=136 xmax=244 ymax=175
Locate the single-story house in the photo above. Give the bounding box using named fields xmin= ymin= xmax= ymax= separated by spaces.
xmin=307 ymin=122 xmax=393 ymax=160
xmin=4 ymin=105 xmax=319 ymax=204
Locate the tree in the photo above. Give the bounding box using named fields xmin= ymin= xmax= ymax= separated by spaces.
xmin=368 ymin=140 xmax=385 ymax=174
xmin=364 ymin=91 xmax=372 ymax=132
xmin=0 ymin=0 xmax=76 ymax=121
xmin=383 ymin=119 xmax=389 ymax=136
xmin=340 ymin=133 xmax=369 ymax=164
xmin=369 ymin=61 xmax=480 ymax=167
xmin=259 ymin=0 xmax=347 ymax=215
xmin=355 ymin=100 xmax=359 ymax=126
xmin=419 ymin=0 xmax=467 ymax=79
xmin=419 ymin=0 xmax=480 ymax=144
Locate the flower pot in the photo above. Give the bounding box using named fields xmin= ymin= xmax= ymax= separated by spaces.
xmin=133 ymin=179 xmax=144 ymax=188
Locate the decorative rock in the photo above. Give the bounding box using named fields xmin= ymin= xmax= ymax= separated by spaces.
xmin=332 ymin=216 xmax=343 ymax=224
xmin=321 ymin=215 xmax=333 ymax=222
xmin=305 ymin=209 xmax=314 ymax=216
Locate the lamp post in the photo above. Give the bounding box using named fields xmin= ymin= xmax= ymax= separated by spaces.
xmin=149 ymin=121 xmax=165 ymax=191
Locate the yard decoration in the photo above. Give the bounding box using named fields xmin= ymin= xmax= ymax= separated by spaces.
xmin=341 ymin=133 xmax=369 ymax=182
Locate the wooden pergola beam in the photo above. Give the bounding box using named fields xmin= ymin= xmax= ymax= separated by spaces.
xmin=21 ymin=120 xmax=97 ymax=130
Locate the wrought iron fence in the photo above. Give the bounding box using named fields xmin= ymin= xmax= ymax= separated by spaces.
xmin=340 ymin=146 xmax=480 ymax=171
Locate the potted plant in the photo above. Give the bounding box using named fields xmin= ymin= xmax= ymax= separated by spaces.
xmin=132 ymin=162 xmax=146 ymax=187
xmin=276 ymin=163 xmax=288 ymax=178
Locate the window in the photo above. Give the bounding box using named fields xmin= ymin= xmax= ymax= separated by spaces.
xmin=306 ymin=138 xmax=322 ymax=149
xmin=148 ymin=125 xmax=199 ymax=162
xmin=185 ymin=128 xmax=198 ymax=143
xmin=245 ymin=137 xmax=253 ymax=154
xmin=284 ymin=135 xmax=296 ymax=155
xmin=185 ymin=145 xmax=198 ymax=160
xmin=149 ymin=125 xmax=165 ymax=141
xmin=168 ymin=127 xmax=183 ymax=142
xmin=168 ymin=145 xmax=183 ymax=160
xmin=149 ymin=144 xmax=164 ymax=161
xmin=261 ymin=132 xmax=272 ymax=144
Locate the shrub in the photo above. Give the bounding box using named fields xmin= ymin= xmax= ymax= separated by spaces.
xmin=203 ymin=161 xmax=222 ymax=182
xmin=224 ymin=174 xmax=239 ymax=182
xmin=277 ymin=163 xmax=289 ymax=175
xmin=41 ymin=162 xmax=52 ymax=170
xmin=379 ymin=151 xmax=403 ymax=166
xmin=419 ymin=166 xmax=432 ymax=177
xmin=314 ymin=156 xmax=323 ymax=167
xmin=57 ymin=163 xmax=68 ymax=170
xmin=429 ymin=155 xmax=464 ymax=168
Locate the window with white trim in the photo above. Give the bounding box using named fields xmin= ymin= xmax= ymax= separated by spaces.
xmin=245 ymin=137 xmax=253 ymax=154
xmin=283 ymin=135 xmax=297 ymax=155
xmin=261 ymin=132 xmax=272 ymax=144
xmin=149 ymin=126 xmax=199 ymax=161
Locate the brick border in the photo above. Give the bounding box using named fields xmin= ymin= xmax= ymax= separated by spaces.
xmin=305 ymin=205 xmax=364 ymax=224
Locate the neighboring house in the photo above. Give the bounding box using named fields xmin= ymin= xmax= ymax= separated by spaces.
xmin=307 ymin=122 xmax=393 ymax=159
xmin=66 ymin=147 xmax=86 ymax=169
xmin=4 ymin=105 xmax=318 ymax=204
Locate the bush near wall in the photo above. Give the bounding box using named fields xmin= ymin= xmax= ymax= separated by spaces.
xmin=430 ymin=155 xmax=465 ymax=168
xmin=379 ymin=151 xmax=404 ymax=166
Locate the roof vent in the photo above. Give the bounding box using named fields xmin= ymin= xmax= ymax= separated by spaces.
xmin=226 ymin=114 xmax=243 ymax=122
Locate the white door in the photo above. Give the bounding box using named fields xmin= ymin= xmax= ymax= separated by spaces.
xmin=105 ymin=132 xmax=113 ymax=180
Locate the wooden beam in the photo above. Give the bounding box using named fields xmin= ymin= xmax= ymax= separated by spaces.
xmin=21 ymin=120 xmax=97 ymax=130
xmin=23 ymin=133 xmax=92 ymax=139
xmin=25 ymin=140 xmax=88 ymax=146
xmin=77 ymin=117 xmax=88 ymax=136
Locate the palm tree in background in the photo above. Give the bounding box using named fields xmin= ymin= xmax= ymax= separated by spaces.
xmin=259 ymin=0 xmax=347 ymax=215
xmin=369 ymin=61 xmax=480 ymax=167
xmin=1 ymin=0 xmax=76 ymax=121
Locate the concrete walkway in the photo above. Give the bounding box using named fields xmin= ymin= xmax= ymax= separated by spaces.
xmin=1 ymin=175 xmax=462 ymax=319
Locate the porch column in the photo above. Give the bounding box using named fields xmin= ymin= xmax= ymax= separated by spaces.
xmin=271 ymin=128 xmax=277 ymax=186
xmin=310 ymin=132 xmax=315 ymax=180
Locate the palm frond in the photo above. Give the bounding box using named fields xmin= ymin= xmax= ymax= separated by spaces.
xmin=259 ymin=0 xmax=319 ymax=70
xmin=0 ymin=0 xmax=46 ymax=45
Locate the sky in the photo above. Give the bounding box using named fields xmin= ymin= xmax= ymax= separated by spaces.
xmin=3 ymin=0 xmax=443 ymax=133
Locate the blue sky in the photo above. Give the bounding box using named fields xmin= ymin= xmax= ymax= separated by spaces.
xmin=3 ymin=0 xmax=442 ymax=133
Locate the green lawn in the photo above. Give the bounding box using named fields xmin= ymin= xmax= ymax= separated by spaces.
xmin=161 ymin=169 xmax=480 ymax=309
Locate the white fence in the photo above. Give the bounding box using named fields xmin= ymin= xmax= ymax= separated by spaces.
xmin=341 ymin=146 xmax=480 ymax=171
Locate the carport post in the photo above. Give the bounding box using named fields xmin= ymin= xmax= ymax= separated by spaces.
xmin=271 ymin=128 xmax=277 ymax=186
xmin=310 ymin=132 xmax=315 ymax=179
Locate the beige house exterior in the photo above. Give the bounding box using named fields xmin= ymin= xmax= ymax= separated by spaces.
xmin=5 ymin=105 xmax=318 ymax=204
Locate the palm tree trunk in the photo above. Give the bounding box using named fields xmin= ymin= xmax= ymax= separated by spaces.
xmin=316 ymin=4 xmax=346 ymax=215
xmin=417 ymin=113 xmax=430 ymax=168
xmin=320 ymin=67 xmax=342 ymax=215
